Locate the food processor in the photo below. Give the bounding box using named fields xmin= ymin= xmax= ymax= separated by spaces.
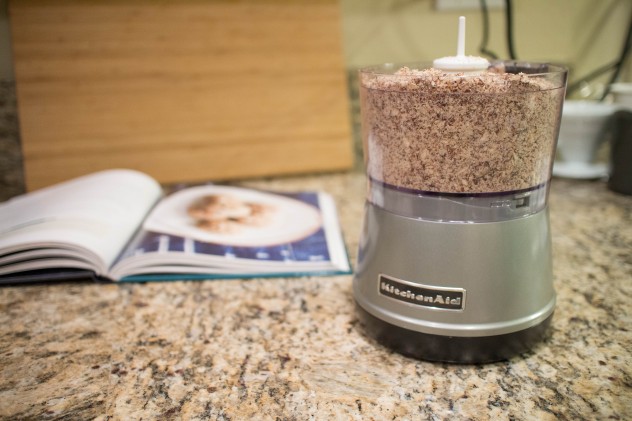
xmin=353 ymin=18 xmax=567 ymax=363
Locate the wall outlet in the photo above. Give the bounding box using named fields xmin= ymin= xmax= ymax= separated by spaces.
xmin=435 ymin=0 xmax=505 ymax=11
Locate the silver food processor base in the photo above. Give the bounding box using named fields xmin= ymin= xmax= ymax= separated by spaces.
xmin=353 ymin=202 xmax=556 ymax=363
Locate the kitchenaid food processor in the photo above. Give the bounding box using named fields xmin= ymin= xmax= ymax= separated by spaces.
xmin=353 ymin=18 xmax=567 ymax=363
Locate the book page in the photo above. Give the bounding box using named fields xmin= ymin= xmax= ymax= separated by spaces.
xmin=0 ymin=169 xmax=162 ymax=275
xmin=143 ymin=186 xmax=324 ymax=248
xmin=110 ymin=186 xmax=351 ymax=279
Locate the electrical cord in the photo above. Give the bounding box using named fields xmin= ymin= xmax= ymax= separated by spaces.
xmin=479 ymin=0 xmax=499 ymax=59
xmin=566 ymin=5 xmax=632 ymax=99
xmin=479 ymin=0 xmax=631 ymax=100
xmin=565 ymin=61 xmax=620 ymax=97
xmin=479 ymin=0 xmax=516 ymax=60
xmin=601 ymin=6 xmax=632 ymax=99
xmin=504 ymin=0 xmax=518 ymax=60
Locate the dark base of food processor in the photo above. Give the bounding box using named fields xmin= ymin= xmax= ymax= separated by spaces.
xmin=356 ymin=303 xmax=553 ymax=363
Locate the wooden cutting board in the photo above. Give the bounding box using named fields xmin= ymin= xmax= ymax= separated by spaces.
xmin=10 ymin=0 xmax=353 ymax=190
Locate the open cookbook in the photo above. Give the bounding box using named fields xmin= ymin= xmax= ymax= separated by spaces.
xmin=0 ymin=169 xmax=351 ymax=283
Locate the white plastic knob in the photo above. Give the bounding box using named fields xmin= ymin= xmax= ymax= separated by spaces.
xmin=433 ymin=16 xmax=490 ymax=73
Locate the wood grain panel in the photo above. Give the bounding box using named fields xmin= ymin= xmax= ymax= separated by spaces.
xmin=10 ymin=0 xmax=353 ymax=190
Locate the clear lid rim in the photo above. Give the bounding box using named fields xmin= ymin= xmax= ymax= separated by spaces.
xmin=359 ymin=60 xmax=568 ymax=78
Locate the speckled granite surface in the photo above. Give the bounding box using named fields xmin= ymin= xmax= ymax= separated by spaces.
xmin=1 ymin=71 xmax=631 ymax=419
xmin=0 ymin=172 xmax=630 ymax=420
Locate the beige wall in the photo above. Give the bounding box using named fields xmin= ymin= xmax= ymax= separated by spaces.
xmin=341 ymin=0 xmax=632 ymax=99
xmin=2 ymin=0 xmax=630 ymax=97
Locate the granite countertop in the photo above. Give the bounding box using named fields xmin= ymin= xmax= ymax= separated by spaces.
xmin=0 ymin=172 xmax=630 ymax=420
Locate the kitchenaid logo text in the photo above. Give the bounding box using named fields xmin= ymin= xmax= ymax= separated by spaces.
xmin=378 ymin=274 xmax=465 ymax=310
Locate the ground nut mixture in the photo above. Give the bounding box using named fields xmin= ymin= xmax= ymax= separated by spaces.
xmin=360 ymin=67 xmax=565 ymax=193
